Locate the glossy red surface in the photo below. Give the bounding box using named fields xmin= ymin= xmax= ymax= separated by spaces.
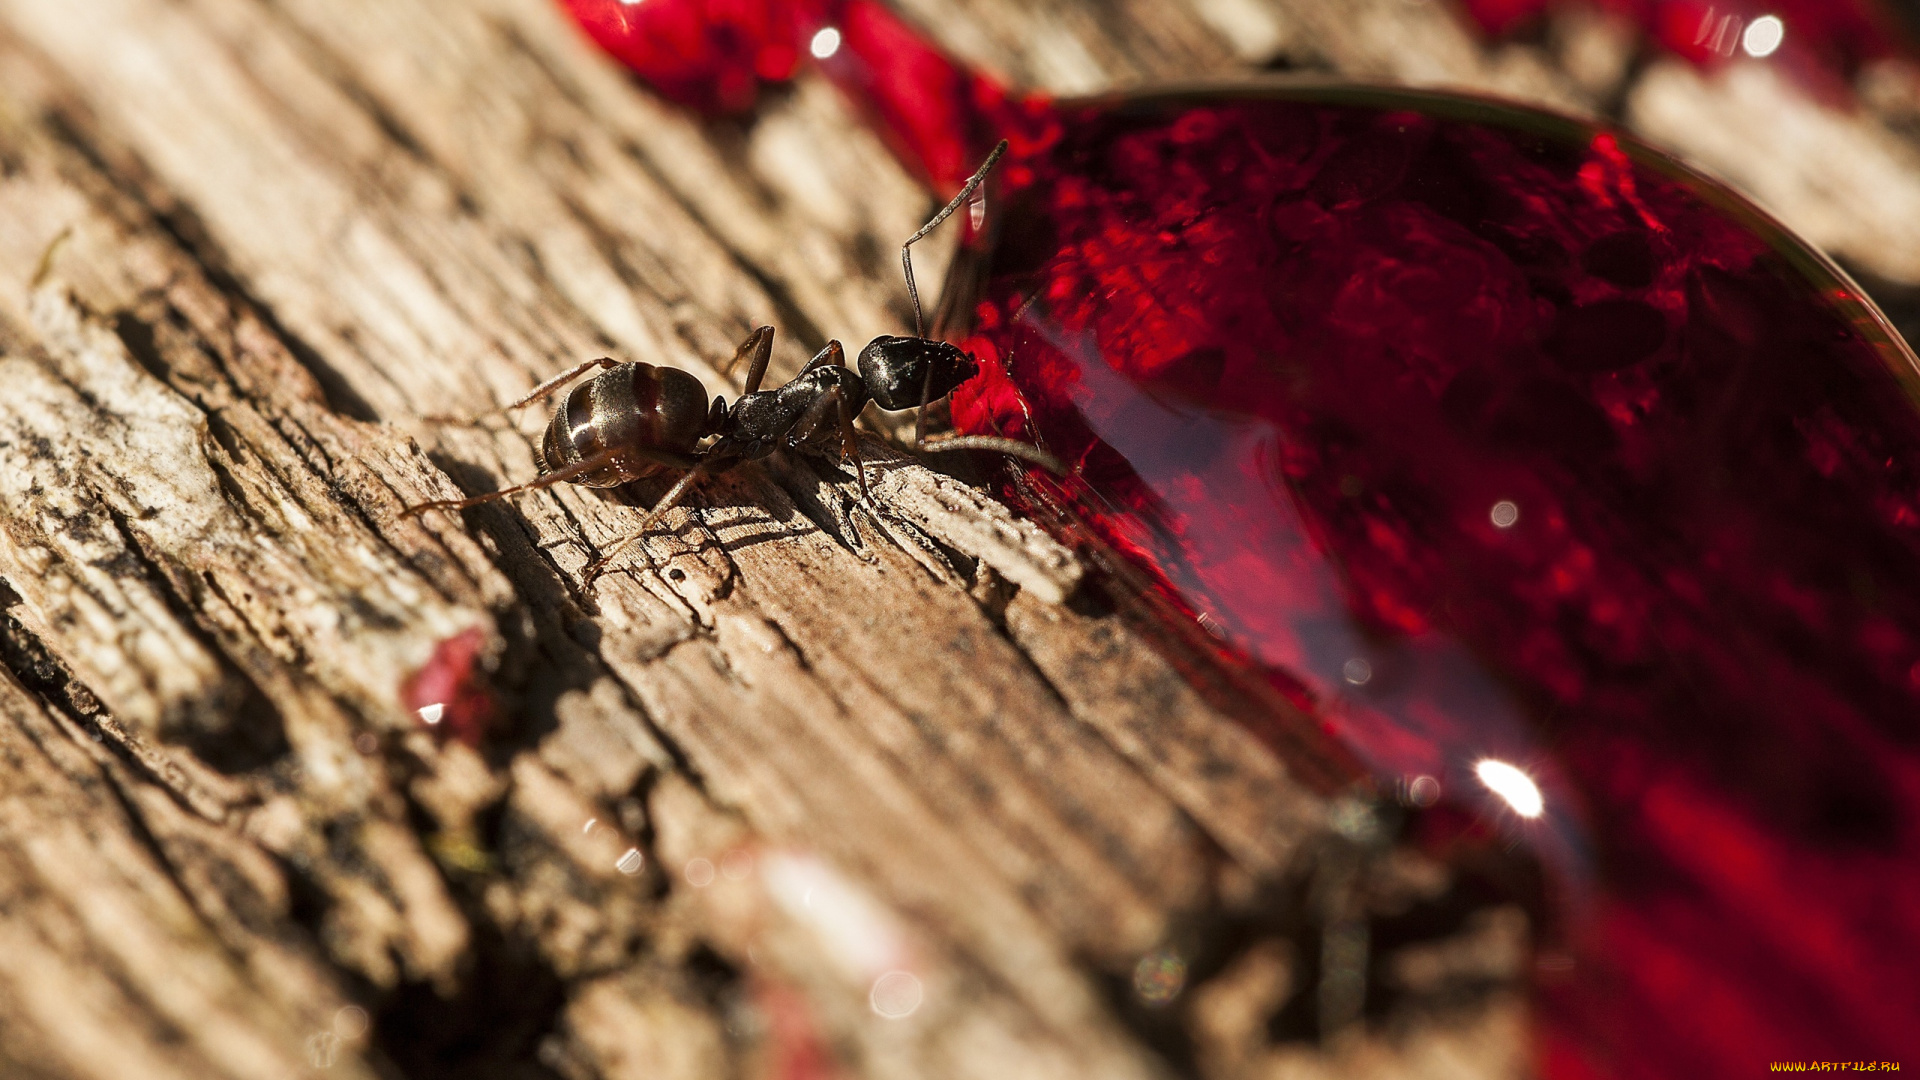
xmin=558 ymin=0 xmax=1045 ymax=188
xmin=557 ymin=0 xmax=1920 ymax=1074
xmin=558 ymin=0 xmax=840 ymax=114
xmin=949 ymin=86 xmax=1920 ymax=1076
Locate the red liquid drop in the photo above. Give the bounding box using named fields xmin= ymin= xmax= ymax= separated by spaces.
xmin=560 ymin=1 xmax=1920 ymax=1074
xmin=560 ymin=0 xmax=1045 ymax=187
xmin=950 ymin=86 xmax=1920 ymax=1075
xmin=559 ymin=0 xmax=838 ymax=114
xmin=401 ymin=627 xmax=498 ymax=746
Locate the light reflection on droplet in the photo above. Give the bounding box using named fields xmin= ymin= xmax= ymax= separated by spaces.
xmin=869 ymin=971 xmax=924 ymax=1018
xmin=1475 ymin=758 xmax=1546 ymax=818
xmin=617 ymin=848 xmax=645 ymax=876
xmin=333 ymin=1005 xmax=370 ymax=1040
xmin=1407 ymin=774 xmax=1442 ymax=807
xmin=1490 ymin=500 xmax=1520 ymax=528
xmin=685 ymin=857 xmax=716 ymax=887
xmin=1743 ymin=14 xmax=1785 ymax=58
xmin=1342 ymin=657 xmax=1372 ymax=686
xmin=809 ymin=27 xmax=842 ymax=59
xmin=582 ymin=817 xmax=599 ymax=835
xmin=1132 ymin=949 xmax=1187 ymax=1006
xmin=417 ymin=702 xmax=445 ymax=725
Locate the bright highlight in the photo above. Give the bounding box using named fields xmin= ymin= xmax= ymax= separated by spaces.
xmin=1743 ymin=15 xmax=1785 ymax=58
xmin=810 ymin=27 xmax=842 ymax=59
xmin=1475 ymin=759 xmax=1545 ymax=818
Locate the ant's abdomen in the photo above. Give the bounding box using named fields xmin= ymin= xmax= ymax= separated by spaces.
xmin=540 ymin=362 xmax=711 ymax=487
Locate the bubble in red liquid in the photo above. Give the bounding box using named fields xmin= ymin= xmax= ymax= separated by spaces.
xmin=557 ymin=0 xmax=841 ymax=114
xmin=1460 ymin=0 xmax=1910 ymax=87
xmin=949 ymin=86 xmax=1920 ymax=1077
xmin=401 ymin=627 xmax=497 ymax=747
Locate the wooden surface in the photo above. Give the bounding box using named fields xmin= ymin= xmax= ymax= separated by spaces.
xmin=1 ymin=1 xmax=1917 ymax=1078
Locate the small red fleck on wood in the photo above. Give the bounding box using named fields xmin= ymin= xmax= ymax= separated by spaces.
xmin=753 ymin=978 xmax=847 ymax=1080
xmin=400 ymin=627 xmax=497 ymax=746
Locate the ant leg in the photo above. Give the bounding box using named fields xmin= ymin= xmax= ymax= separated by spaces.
xmin=832 ymin=388 xmax=870 ymax=500
xmin=893 ymin=335 xmax=1056 ymax=473
xmin=796 ymin=340 xmax=846 ymax=376
xmin=901 ymin=139 xmax=1009 ymax=337
xmin=717 ymin=325 xmax=776 ymax=394
xmin=918 ymin=434 xmax=1069 ymax=476
xmin=913 ymin=362 xmax=937 ymax=446
xmin=423 ymin=357 xmax=620 ymax=424
xmin=401 ymin=444 xmax=631 ymax=518
xmin=584 ymin=465 xmax=710 ymax=582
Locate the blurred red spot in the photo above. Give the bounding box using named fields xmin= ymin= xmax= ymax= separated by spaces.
xmin=401 ymin=627 xmax=497 ymax=746
xmin=754 ymin=979 xmax=846 ymax=1080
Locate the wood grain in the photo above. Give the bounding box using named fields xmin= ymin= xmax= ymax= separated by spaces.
xmin=1 ymin=0 xmax=1914 ymax=1076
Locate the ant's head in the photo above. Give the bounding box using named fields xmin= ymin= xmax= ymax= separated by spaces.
xmin=857 ymin=335 xmax=980 ymax=412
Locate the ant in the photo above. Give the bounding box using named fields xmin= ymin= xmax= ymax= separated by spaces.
xmin=403 ymin=141 xmax=1059 ymax=580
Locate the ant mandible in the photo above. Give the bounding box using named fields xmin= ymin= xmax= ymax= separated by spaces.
xmin=403 ymin=140 xmax=1059 ymax=580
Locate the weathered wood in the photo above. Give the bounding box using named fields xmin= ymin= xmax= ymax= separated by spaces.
xmin=0 ymin=0 xmax=1914 ymax=1077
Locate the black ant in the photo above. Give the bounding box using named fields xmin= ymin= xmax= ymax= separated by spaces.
xmin=403 ymin=141 xmax=1059 ymax=580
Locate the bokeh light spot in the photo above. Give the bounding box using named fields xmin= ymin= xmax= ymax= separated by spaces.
xmin=1475 ymin=758 xmax=1545 ymax=818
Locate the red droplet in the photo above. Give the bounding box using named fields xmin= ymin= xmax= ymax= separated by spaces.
xmin=401 ymin=627 xmax=498 ymax=746
xmin=557 ymin=0 xmax=841 ymax=114
xmin=949 ymin=87 xmax=1920 ymax=1077
xmin=557 ymin=3 xmax=1920 ymax=1074
xmin=555 ymin=0 xmax=1047 ymax=188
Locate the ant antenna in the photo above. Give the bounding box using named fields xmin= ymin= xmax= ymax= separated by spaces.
xmin=901 ymin=140 xmax=1009 ymax=339
xmin=919 ymin=433 xmax=1068 ymax=476
xmin=420 ymin=357 xmax=621 ymax=425
xmin=583 ymin=465 xmax=709 ymax=581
